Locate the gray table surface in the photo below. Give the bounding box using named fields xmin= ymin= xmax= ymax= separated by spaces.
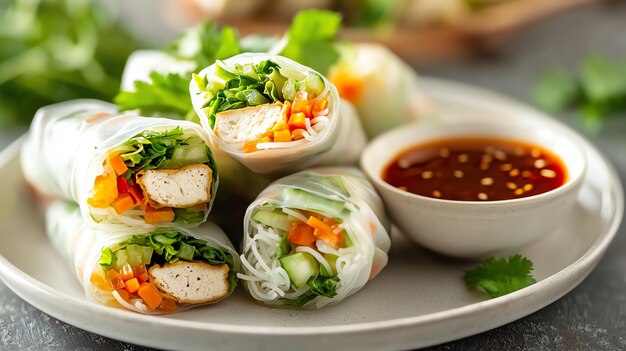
xmin=1 ymin=3 xmax=625 ymax=350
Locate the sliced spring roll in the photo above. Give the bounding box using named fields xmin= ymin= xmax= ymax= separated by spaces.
xmin=328 ymin=43 xmax=433 ymax=138
xmin=21 ymin=99 xmax=218 ymax=228
xmin=190 ymin=53 xmax=367 ymax=175
xmin=47 ymin=201 xmax=239 ymax=314
xmin=238 ymin=167 xmax=391 ymax=308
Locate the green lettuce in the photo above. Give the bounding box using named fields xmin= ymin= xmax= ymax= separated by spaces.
xmin=284 ymin=275 xmax=339 ymax=307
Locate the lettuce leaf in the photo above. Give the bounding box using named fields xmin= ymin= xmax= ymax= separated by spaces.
xmin=284 ymin=275 xmax=339 ymax=307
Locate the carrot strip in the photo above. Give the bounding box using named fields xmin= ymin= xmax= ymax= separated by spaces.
xmin=109 ymin=155 xmax=128 ymax=176
xmin=288 ymin=223 xmax=316 ymax=246
xmin=138 ymin=283 xmax=163 ymax=310
xmin=124 ymin=278 xmax=140 ymax=294
xmin=111 ymin=193 xmax=135 ymax=214
xmin=144 ymin=204 xmax=175 ymax=223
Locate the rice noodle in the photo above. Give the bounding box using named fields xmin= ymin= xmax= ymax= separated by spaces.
xmin=255 ymin=139 xmax=308 ymax=150
xmin=313 ymin=108 xmax=329 ymax=117
xmin=281 ymin=208 xmax=308 ymax=222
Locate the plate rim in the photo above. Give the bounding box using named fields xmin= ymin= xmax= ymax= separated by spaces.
xmin=0 ymin=77 xmax=623 ymax=338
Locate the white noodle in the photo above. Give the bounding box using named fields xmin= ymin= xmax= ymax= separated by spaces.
xmin=313 ymin=108 xmax=329 ymax=117
xmin=305 ymin=118 xmax=317 ymax=136
xmin=255 ymin=139 xmax=308 ymax=150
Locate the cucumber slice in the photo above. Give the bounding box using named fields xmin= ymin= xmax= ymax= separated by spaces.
xmin=252 ymin=209 xmax=292 ymax=232
xmin=282 ymin=79 xmax=297 ymax=101
xmin=166 ymin=144 xmax=209 ymax=168
xmin=322 ymin=254 xmax=338 ymax=277
xmin=113 ymin=249 xmax=128 ymax=271
xmin=305 ymin=72 xmax=325 ymax=96
xmin=280 ymin=252 xmax=320 ymax=289
xmin=140 ymin=246 xmax=153 ymax=265
xmin=126 ymin=244 xmax=144 ymax=267
xmin=281 ymin=188 xmax=347 ymax=218
xmin=276 ymin=235 xmax=292 ymax=259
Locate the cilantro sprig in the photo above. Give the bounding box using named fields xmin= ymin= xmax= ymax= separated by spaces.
xmin=464 ymin=255 xmax=536 ymax=298
xmin=533 ymin=56 xmax=626 ymax=128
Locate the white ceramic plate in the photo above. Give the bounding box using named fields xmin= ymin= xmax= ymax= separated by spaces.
xmin=0 ymin=78 xmax=622 ymax=351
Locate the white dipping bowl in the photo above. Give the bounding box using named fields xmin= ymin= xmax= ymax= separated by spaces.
xmin=361 ymin=119 xmax=586 ymax=258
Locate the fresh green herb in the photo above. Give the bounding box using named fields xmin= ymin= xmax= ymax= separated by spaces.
xmin=338 ymin=0 xmax=397 ymax=28
xmin=100 ymin=229 xmax=237 ymax=291
xmin=284 ymin=275 xmax=339 ymax=307
xmin=534 ymin=56 xmax=626 ymax=125
xmin=465 ymin=255 xmax=536 ymax=298
xmin=167 ymin=22 xmax=241 ymax=69
xmin=0 ymin=0 xmax=137 ymax=128
xmin=114 ymin=72 xmax=196 ymax=121
xmin=278 ymin=10 xmax=342 ymax=75
xmin=198 ymin=60 xmax=288 ymax=128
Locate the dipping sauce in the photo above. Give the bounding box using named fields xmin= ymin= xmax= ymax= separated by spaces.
xmin=383 ymin=137 xmax=567 ymax=201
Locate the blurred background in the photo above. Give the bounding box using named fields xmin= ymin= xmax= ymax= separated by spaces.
xmin=1 ymin=0 xmax=621 ymax=138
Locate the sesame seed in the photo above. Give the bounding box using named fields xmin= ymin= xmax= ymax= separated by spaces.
xmin=433 ymin=190 xmax=442 ymax=198
xmin=480 ymin=162 xmax=490 ymax=170
xmin=422 ymin=171 xmax=434 ymax=179
xmin=478 ymin=192 xmax=488 ymax=200
xmin=458 ymin=154 xmax=469 ymax=163
xmin=481 ymin=177 xmax=494 ymax=186
xmin=500 ymin=164 xmax=513 ymax=171
xmin=541 ymin=169 xmax=557 ymax=178
xmin=531 ymin=148 xmax=541 ymax=158
xmin=454 ymin=170 xmax=464 ymax=178
xmin=481 ymin=154 xmax=493 ymax=163
xmin=523 ymin=184 xmax=533 ymax=191
xmin=509 ymin=169 xmax=520 ymax=177
xmin=494 ymin=150 xmax=507 ymax=161
xmin=439 ymin=148 xmax=450 ymax=158
xmin=535 ymin=159 xmax=546 ymax=169
xmin=398 ymin=159 xmax=411 ymax=169
xmin=515 ymin=189 xmax=524 ymax=195
xmin=506 ymin=182 xmax=518 ymax=190
xmin=522 ymin=171 xmax=532 ymax=178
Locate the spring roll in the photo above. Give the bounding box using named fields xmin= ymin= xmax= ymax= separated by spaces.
xmin=328 ymin=43 xmax=433 ymax=138
xmin=238 ymin=167 xmax=391 ymax=308
xmin=190 ymin=53 xmax=367 ymax=175
xmin=21 ymin=99 xmax=218 ymax=228
xmin=47 ymin=201 xmax=239 ymax=314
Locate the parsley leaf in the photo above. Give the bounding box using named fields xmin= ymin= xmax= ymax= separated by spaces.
xmin=464 ymin=255 xmax=536 ymax=298
xmin=533 ymin=68 xmax=579 ymax=113
xmin=167 ymin=22 xmax=241 ymax=68
xmin=114 ymin=71 xmax=194 ymax=120
xmin=278 ymin=10 xmax=342 ymax=75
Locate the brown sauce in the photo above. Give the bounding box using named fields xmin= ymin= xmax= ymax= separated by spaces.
xmin=383 ymin=137 xmax=567 ymax=201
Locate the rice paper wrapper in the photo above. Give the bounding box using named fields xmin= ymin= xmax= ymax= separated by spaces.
xmin=21 ymin=99 xmax=218 ymax=230
xmin=190 ymin=53 xmax=367 ymax=176
xmin=240 ymin=167 xmax=391 ymax=308
xmin=46 ymin=201 xmax=240 ymax=314
xmin=329 ymin=43 xmax=433 ymax=138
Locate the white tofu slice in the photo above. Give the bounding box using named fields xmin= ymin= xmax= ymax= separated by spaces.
xmin=214 ymin=103 xmax=283 ymax=144
xmin=148 ymin=261 xmax=230 ymax=304
xmin=136 ymin=164 xmax=212 ymax=208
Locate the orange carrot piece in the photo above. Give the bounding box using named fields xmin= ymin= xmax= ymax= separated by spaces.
xmin=133 ymin=264 xmax=149 ymax=283
xmin=243 ymin=140 xmax=259 ymax=153
xmin=273 ymin=130 xmax=292 ymax=143
xmin=312 ymin=97 xmax=328 ymax=115
xmin=109 ymin=155 xmax=128 ymax=176
xmin=329 ymin=71 xmax=363 ymax=103
xmin=292 ymin=90 xmax=313 ymax=118
xmin=120 ymin=263 xmax=134 ymax=282
xmin=159 ymin=298 xmax=177 ymax=312
xmin=115 ymin=289 xmax=130 ymax=302
xmin=272 ymin=119 xmax=289 ymax=132
xmin=288 ymin=112 xmax=307 ymax=130
xmin=138 ymin=282 xmax=163 ymax=310
xmin=111 ymin=193 xmax=135 ymax=214
xmin=124 ymin=278 xmax=140 ymax=294
xmin=307 ymin=216 xmax=339 ymax=248
xmin=288 ymin=223 xmax=316 ymax=246
xmin=144 ymin=205 xmax=175 ymax=223
xmin=127 ymin=185 xmax=144 ymax=208
xmin=106 ymin=269 xmax=125 ymax=290
xmin=90 ymin=272 xmax=113 ymax=291
xmin=291 ymin=129 xmax=305 ymax=140
xmin=281 ymin=101 xmax=292 ymax=120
